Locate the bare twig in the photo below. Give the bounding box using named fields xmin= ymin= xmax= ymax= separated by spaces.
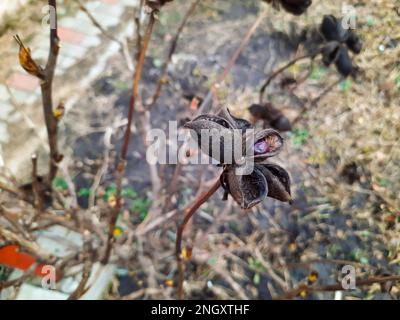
xmin=0 ymin=263 xmax=38 ymax=290
xmin=0 ymin=227 xmax=54 ymax=262
xmin=0 ymin=205 xmax=33 ymax=240
xmin=40 ymin=0 xmax=61 ymax=184
xmin=198 ymin=8 xmax=269 ymax=114
xmin=291 ymin=76 xmax=343 ymax=126
xmin=89 ymin=127 xmax=113 ymax=208
xmin=103 ymin=13 xmax=157 ymax=264
xmin=259 ymin=53 xmax=313 ymax=104
xmin=253 ymin=249 xmax=288 ymax=291
xmin=147 ymin=0 xmax=201 ymax=109
xmin=31 ymin=154 xmax=43 ymax=212
xmin=134 ymin=0 xmax=145 ymax=61
xmin=68 ymin=231 xmax=93 ymax=300
xmin=0 ymin=181 xmax=20 ymax=197
xmin=77 ymin=0 xmax=134 ymax=71
xmin=176 ymin=177 xmax=221 ymax=299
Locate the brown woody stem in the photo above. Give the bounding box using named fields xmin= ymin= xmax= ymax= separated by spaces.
xmin=102 ymin=13 xmax=156 ymax=264
xmin=259 ymin=53 xmax=313 ymax=104
xmin=41 ymin=0 xmax=60 ymax=184
xmin=176 ymin=178 xmax=221 ymax=299
xmin=147 ymin=0 xmax=201 ymax=109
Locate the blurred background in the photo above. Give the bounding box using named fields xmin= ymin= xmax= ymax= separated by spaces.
xmin=0 ymin=0 xmax=399 ymax=300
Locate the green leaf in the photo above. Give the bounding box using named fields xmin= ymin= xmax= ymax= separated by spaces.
xmin=111 ymin=80 xmax=130 ymax=91
xmin=78 ymin=188 xmax=91 ymax=198
xmin=53 ymin=177 xmax=68 ymax=190
xmin=395 ymin=73 xmax=400 ymax=86
xmin=291 ymin=128 xmax=309 ymax=146
xmin=377 ymin=178 xmax=389 ymax=187
xmin=339 ymin=79 xmax=352 ymax=91
xmin=130 ymin=197 xmax=151 ymax=221
xmin=253 ymin=273 xmax=261 ymax=286
xmin=366 ymin=16 xmax=375 ymax=27
xmin=309 ymin=66 xmax=327 ymax=80
xmin=122 ymin=187 xmax=137 ymax=199
xmin=153 ymin=58 xmax=163 ymax=68
xmin=207 ymin=256 xmax=217 ymax=265
xmin=104 ymin=184 xmax=117 ymax=201
xmin=360 ymin=257 xmax=369 ymax=265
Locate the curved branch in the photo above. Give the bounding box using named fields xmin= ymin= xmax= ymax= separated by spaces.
xmin=259 ymin=53 xmax=313 ymax=104
xmin=176 ymin=178 xmax=221 ymax=299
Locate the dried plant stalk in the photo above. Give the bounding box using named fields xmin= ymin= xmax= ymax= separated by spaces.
xmin=176 ymin=178 xmax=221 ymax=299
xmin=102 ymin=13 xmax=157 ymax=264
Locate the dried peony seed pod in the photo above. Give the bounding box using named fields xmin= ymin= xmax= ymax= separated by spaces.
xmin=319 ymin=15 xmax=362 ymax=78
xmin=320 ymin=15 xmax=346 ymax=42
xmin=321 ymin=42 xmax=340 ymax=66
xmin=346 ymin=31 xmax=362 ymax=54
xmin=279 ymin=0 xmax=312 ymax=16
xmin=264 ymin=0 xmax=312 ymax=16
xmin=221 ymin=163 xmax=291 ymax=209
xmin=250 ymin=129 xmax=284 ymax=160
xmin=258 ymin=163 xmax=291 ymax=202
xmin=184 ymin=114 xmax=236 ymax=164
xmin=145 ymin=0 xmax=173 ymax=12
xmin=185 ymin=111 xmax=292 ymax=209
xmin=221 ymin=165 xmax=268 ymax=209
xmin=249 ymin=103 xmax=292 ymax=132
xmin=334 ymin=46 xmax=353 ymax=77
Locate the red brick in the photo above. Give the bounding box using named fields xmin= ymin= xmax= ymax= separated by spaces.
xmin=58 ymin=27 xmax=85 ymax=44
xmin=7 ymin=73 xmax=40 ymax=92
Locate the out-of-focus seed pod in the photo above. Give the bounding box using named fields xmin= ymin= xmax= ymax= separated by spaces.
xmin=249 ymin=103 xmax=292 ymax=132
xmin=346 ymin=31 xmax=362 ymax=54
xmin=321 ymin=42 xmax=340 ymax=66
xmin=280 ymin=0 xmax=312 ymax=16
xmin=145 ymin=0 xmax=173 ymax=12
xmin=320 ymin=15 xmax=341 ymax=41
xmin=335 ymin=46 xmax=353 ymax=77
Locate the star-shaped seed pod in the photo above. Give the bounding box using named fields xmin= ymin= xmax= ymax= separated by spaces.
xmin=319 ymin=15 xmax=363 ymax=77
xmin=264 ymin=0 xmax=312 ymax=16
xmin=184 ymin=109 xmax=291 ymax=209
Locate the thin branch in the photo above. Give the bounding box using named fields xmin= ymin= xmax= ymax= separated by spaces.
xmin=0 ymin=181 xmax=20 ymax=197
xmin=176 ymin=177 xmax=221 ymax=299
xmin=31 ymin=154 xmax=43 ymax=212
xmin=291 ymin=76 xmax=343 ymax=126
xmin=89 ymin=127 xmax=113 ymax=208
xmin=102 ymin=13 xmax=157 ymax=264
xmin=77 ymin=0 xmax=134 ymax=71
xmin=147 ymin=0 xmax=201 ymax=109
xmin=0 ymin=263 xmax=38 ymax=290
xmin=41 ymin=0 xmax=61 ymax=184
xmin=259 ymin=53 xmax=313 ymax=104
xmin=134 ymin=0 xmax=145 ymax=61
xmin=198 ymin=8 xmax=269 ymax=114
xmin=68 ymin=232 xmax=93 ymax=300
xmin=0 ymin=227 xmax=54 ymax=262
